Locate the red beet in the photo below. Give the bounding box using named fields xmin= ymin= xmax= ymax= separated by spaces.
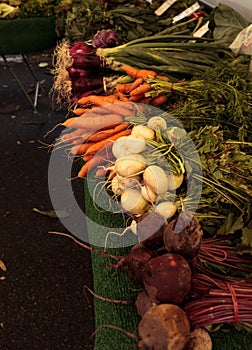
xmin=142 ymin=253 xmax=192 ymax=304
xmin=112 ymin=243 xmax=157 ymax=285
xmin=164 ymin=211 xmax=203 ymax=259
xmin=132 ymin=211 xmax=167 ymax=249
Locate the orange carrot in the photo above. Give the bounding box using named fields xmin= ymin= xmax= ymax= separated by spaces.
xmin=84 ymin=142 xmax=114 ymax=162
xmin=78 ymin=155 xmax=108 ymax=178
xmin=72 ymin=107 xmax=92 ymax=116
xmin=95 ymin=162 xmax=115 ymax=178
xmin=77 ymin=94 xmax=120 ymax=106
xmin=152 ymin=94 xmax=168 ymax=106
xmin=95 ymin=167 xmax=109 ymax=178
xmin=62 ymin=114 xmax=124 ymax=130
xmin=121 ymin=65 xmax=157 ymax=79
xmin=137 ymin=97 xmax=152 ymax=104
xmin=85 ymin=128 xmax=131 ymax=155
xmin=116 ymin=78 xmax=143 ymax=94
xmin=156 ymin=75 xmax=170 ymax=81
xmin=72 ymin=137 xmax=86 ymax=145
xmin=130 ymin=82 xmax=151 ymax=96
xmin=62 ymin=117 xmax=77 ymax=128
xmin=83 ymin=153 xmax=95 ymax=162
xmin=116 ymin=83 xmax=133 ymax=94
xmin=95 ymin=103 xmax=135 ymax=117
xmin=83 ymin=122 xmax=130 ymax=142
xmin=129 ymin=93 xmax=146 ymax=102
xmin=61 ymin=129 xmax=85 ymax=143
xmin=127 ymin=78 xmax=143 ymax=92
xmin=70 ymin=142 xmax=95 ymax=156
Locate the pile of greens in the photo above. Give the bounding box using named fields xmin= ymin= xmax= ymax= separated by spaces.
xmin=0 ymin=0 xmax=60 ymax=19
xmin=54 ymin=0 xmax=202 ymax=42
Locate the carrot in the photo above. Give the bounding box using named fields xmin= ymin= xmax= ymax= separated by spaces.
xmin=77 ymin=94 xmax=120 ymax=106
xmin=116 ymin=83 xmax=134 ymax=94
xmin=120 ymin=65 xmax=157 ymax=79
xmin=72 ymin=137 xmax=86 ymax=145
xmin=83 ymin=153 xmax=95 ymax=162
xmin=83 ymin=122 xmax=130 ymax=142
xmin=156 ymin=75 xmax=170 ymax=81
xmin=70 ymin=142 xmax=96 ymax=156
xmin=78 ymin=155 xmax=108 ymax=178
xmin=62 ymin=117 xmax=77 ymax=128
xmin=129 ymin=94 xmax=145 ymax=102
xmin=137 ymin=97 xmax=152 ymax=104
xmin=95 ymin=103 xmax=135 ymax=117
xmin=62 ymin=114 xmax=124 ymax=130
xmin=95 ymin=162 xmax=115 ymax=178
xmin=72 ymin=107 xmax=92 ymax=116
xmin=130 ymin=82 xmax=151 ymax=96
xmin=85 ymin=128 xmax=131 ymax=155
xmin=84 ymin=142 xmax=114 ymax=162
xmin=152 ymin=94 xmax=168 ymax=106
xmin=127 ymin=78 xmax=143 ymax=92
xmin=95 ymin=167 xmax=109 ymax=178
xmin=61 ymin=129 xmax=85 ymax=143
xmin=114 ymin=78 xmax=143 ymax=96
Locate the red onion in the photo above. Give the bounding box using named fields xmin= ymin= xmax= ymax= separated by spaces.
xmin=69 ymin=41 xmax=95 ymax=56
xmin=92 ymin=29 xmax=120 ymax=48
xmin=67 ymin=67 xmax=92 ymax=79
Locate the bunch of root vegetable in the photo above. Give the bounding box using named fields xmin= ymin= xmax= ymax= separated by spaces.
xmin=52 ymin=30 xmax=121 ymax=104
xmin=68 ymin=66 xmax=171 ymax=117
xmin=50 ymin=196 xmax=252 ymax=349
xmin=52 ymin=102 xmax=147 ymax=178
xmin=101 ymin=212 xmax=252 ymax=348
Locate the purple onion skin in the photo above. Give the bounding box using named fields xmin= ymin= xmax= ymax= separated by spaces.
xmin=67 ymin=67 xmax=92 ymax=79
xmin=143 ymin=253 xmax=192 ymax=305
xmin=69 ymin=41 xmax=95 ymax=56
xmin=71 ymin=76 xmax=104 ymax=93
xmin=72 ymin=54 xmax=101 ymax=69
xmin=92 ymin=29 xmax=120 ymax=48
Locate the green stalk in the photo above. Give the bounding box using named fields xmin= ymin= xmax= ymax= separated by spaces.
xmin=192 ymin=173 xmax=244 ymax=211
xmin=117 ymin=34 xmax=216 ymax=47
xmin=97 ymin=41 xmax=230 ymax=58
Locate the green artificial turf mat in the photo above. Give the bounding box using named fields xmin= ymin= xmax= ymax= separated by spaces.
xmin=83 ymin=175 xmax=252 ymax=350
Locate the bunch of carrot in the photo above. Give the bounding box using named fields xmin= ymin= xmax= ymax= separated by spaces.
xmin=58 ymin=102 xmax=145 ymax=178
xmin=57 ymin=65 xmax=174 ymax=179
xmin=70 ymin=65 xmax=170 ymax=116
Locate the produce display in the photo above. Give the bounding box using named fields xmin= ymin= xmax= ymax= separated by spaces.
xmin=48 ymin=1 xmax=252 ymax=349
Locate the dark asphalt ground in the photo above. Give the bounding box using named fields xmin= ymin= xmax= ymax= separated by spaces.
xmin=0 ymin=49 xmax=95 ymax=349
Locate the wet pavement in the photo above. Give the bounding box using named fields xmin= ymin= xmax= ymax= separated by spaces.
xmin=0 ymin=49 xmax=95 ymax=349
